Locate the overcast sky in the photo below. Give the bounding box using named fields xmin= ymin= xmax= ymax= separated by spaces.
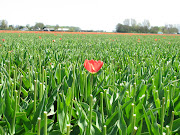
xmin=0 ymin=0 xmax=179 ymax=32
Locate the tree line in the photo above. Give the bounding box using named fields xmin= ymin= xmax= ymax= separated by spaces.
xmin=116 ymin=19 xmax=179 ymax=34
xmin=0 ymin=20 xmax=81 ymax=32
xmin=0 ymin=19 xmax=179 ymax=34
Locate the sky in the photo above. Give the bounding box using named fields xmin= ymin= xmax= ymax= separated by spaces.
xmin=0 ymin=0 xmax=180 ymax=32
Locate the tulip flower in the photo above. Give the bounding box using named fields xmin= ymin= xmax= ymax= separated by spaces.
xmin=39 ymin=36 xmax=42 ymax=39
xmin=53 ymin=40 xmax=55 ymax=42
xmin=84 ymin=59 xmax=103 ymax=73
xmin=2 ymin=39 xmax=5 ymax=42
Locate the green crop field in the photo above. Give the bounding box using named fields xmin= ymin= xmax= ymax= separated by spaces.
xmin=0 ymin=32 xmax=180 ymax=135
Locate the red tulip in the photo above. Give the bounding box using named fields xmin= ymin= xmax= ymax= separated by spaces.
xmin=60 ymin=38 xmax=62 ymax=40
xmin=53 ymin=40 xmax=55 ymax=42
xmin=155 ymin=39 xmax=157 ymax=41
xmin=2 ymin=39 xmax=5 ymax=42
xmin=39 ymin=36 xmax=42 ymax=39
xmin=84 ymin=59 xmax=103 ymax=73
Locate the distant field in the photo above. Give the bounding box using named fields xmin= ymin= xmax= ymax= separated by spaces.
xmin=0 ymin=30 xmax=180 ymax=36
xmin=0 ymin=31 xmax=179 ymax=135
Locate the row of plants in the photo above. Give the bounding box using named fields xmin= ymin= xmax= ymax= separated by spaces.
xmin=0 ymin=33 xmax=179 ymax=134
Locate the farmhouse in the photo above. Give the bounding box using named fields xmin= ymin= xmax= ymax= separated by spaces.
xmin=43 ymin=27 xmax=55 ymax=31
xmin=20 ymin=27 xmax=29 ymax=31
xmin=57 ymin=28 xmax=69 ymax=32
xmin=157 ymin=32 xmax=163 ymax=34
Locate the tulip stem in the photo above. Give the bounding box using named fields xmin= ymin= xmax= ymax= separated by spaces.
xmin=169 ymin=111 xmax=174 ymax=133
xmin=90 ymin=73 xmax=93 ymax=95
xmin=67 ymin=124 xmax=71 ymax=135
xmin=37 ymin=117 xmax=41 ymax=135
xmin=39 ymin=83 xmax=43 ymax=102
xmin=44 ymin=111 xmax=47 ymax=135
xmin=84 ymin=72 xmax=87 ymax=102
xmin=18 ymin=75 xmax=23 ymax=105
xmin=103 ymin=125 xmax=106 ymax=135
xmin=34 ymin=80 xmax=37 ymax=113
xmin=100 ymin=92 xmax=104 ymax=124
xmin=88 ymin=94 xmax=93 ymax=135
xmin=161 ymin=97 xmax=165 ymax=135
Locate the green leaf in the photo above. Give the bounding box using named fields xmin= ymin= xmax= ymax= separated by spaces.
xmin=46 ymin=84 xmax=61 ymax=112
xmin=142 ymin=106 xmax=153 ymax=135
xmin=50 ymin=72 xmax=57 ymax=89
xmin=137 ymin=107 xmax=160 ymax=122
xmin=66 ymin=87 xmax=72 ymax=107
xmin=118 ymin=106 xmax=127 ymax=135
xmin=57 ymin=93 xmax=68 ymax=133
xmin=137 ymin=82 xmax=147 ymax=100
xmin=31 ymin=90 xmax=46 ymax=126
xmin=24 ymin=131 xmax=36 ymax=135
xmin=18 ymin=68 xmax=30 ymax=89
xmin=21 ymin=86 xmax=28 ymax=97
xmin=16 ymin=112 xmax=32 ymax=131
xmin=49 ymin=130 xmax=62 ymax=135
xmin=15 ymin=82 xmax=28 ymax=98
xmin=127 ymin=123 xmax=132 ymax=135
xmin=136 ymin=119 xmax=143 ymax=135
xmin=73 ymin=100 xmax=88 ymax=134
xmin=0 ymin=121 xmax=6 ymax=127
xmin=40 ymin=119 xmax=54 ymax=135
xmin=0 ymin=84 xmax=5 ymax=116
xmin=105 ymin=111 xmax=118 ymax=130
xmin=91 ymin=123 xmax=101 ymax=135
xmin=0 ymin=66 xmax=10 ymax=80
xmin=0 ymin=126 xmax=4 ymax=135
xmin=108 ymin=124 xmax=118 ymax=135
xmin=172 ymin=118 xmax=180 ymax=132
xmin=149 ymin=110 xmax=160 ymax=135
xmin=4 ymin=87 xmax=14 ymax=134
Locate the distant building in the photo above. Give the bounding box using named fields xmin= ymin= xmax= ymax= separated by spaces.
xmin=43 ymin=27 xmax=55 ymax=31
xmin=57 ymin=28 xmax=69 ymax=32
xmin=20 ymin=27 xmax=29 ymax=31
xmin=158 ymin=32 xmax=163 ymax=34
xmin=35 ymin=27 xmax=41 ymax=31
xmin=80 ymin=30 xmax=94 ymax=32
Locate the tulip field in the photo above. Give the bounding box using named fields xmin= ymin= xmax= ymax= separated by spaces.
xmin=0 ymin=31 xmax=180 ymax=135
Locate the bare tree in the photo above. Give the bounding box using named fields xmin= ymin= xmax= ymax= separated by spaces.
xmin=0 ymin=20 xmax=8 ymax=30
xmin=131 ymin=19 xmax=137 ymax=26
xmin=142 ymin=19 xmax=150 ymax=29
xmin=55 ymin=24 xmax=59 ymax=31
xmin=123 ymin=19 xmax=130 ymax=26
